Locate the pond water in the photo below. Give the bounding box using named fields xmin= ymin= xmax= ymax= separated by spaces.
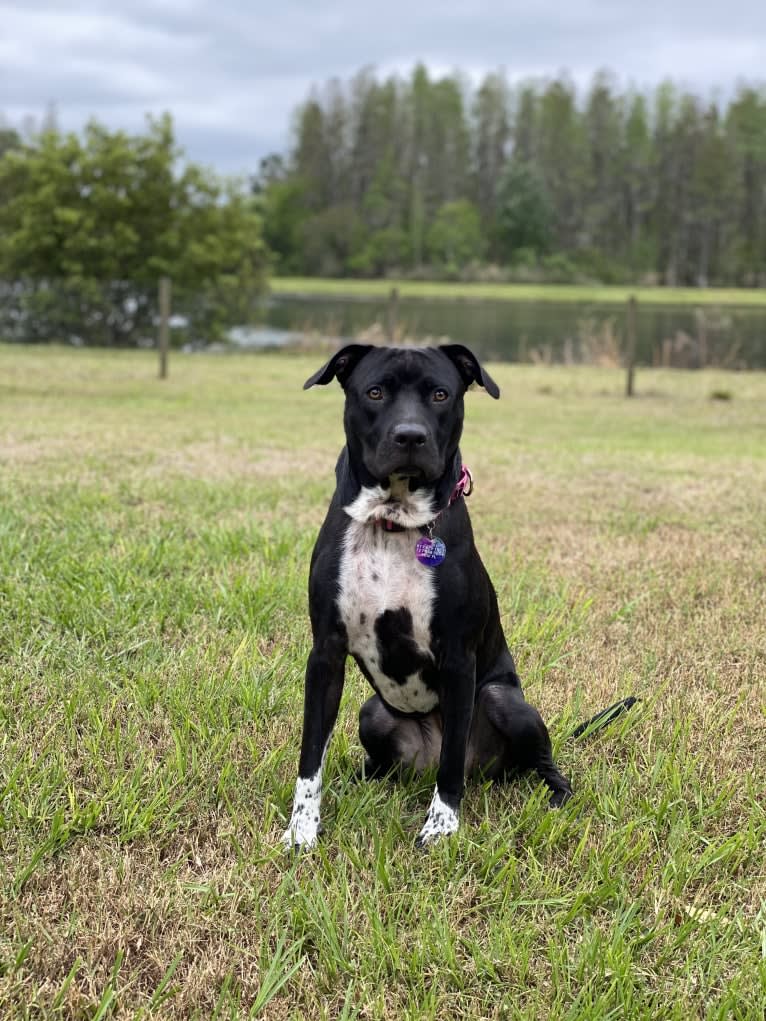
xmin=261 ymin=294 xmax=766 ymax=369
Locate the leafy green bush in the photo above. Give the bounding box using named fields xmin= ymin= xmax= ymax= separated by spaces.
xmin=0 ymin=116 xmax=268 ymax=344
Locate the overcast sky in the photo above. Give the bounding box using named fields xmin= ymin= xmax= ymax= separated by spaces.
xmin=2 ymin=0 xmax=765 ymax=176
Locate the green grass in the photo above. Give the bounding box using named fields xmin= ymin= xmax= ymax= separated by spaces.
xmin=1 ymin=345 xmax=765 ymax=1019
xmin=271 ymin=276 xmax=766 ymax=307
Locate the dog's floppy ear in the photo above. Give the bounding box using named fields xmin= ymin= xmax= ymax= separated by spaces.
xmin=439 ymin=344 xmax=500 ymax=399
xmin=303 ymin=344 xmax=374 ymax=390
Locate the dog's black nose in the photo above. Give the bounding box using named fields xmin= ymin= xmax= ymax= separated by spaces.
xmin=392 ymin=423 xmax=428 ymax=448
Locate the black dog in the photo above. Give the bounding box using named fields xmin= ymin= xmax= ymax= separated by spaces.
xmin=282 ymin=343 xmax=573 ymax=850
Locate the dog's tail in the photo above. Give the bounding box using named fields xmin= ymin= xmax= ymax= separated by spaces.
xmin=568 ymin=696 xmax=638 ymax=740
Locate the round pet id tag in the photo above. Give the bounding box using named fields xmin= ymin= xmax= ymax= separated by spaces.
xmin=415 ymin=535 xmax=447 ymax=566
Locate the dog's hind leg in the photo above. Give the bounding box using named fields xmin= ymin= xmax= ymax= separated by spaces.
xmin=359 ymin=696 xmax=442 ymax=777
xmin=470 ymin=681 xmax=573 ymax=807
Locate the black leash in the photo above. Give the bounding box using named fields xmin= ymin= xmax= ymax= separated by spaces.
xmin=569 ymin=696 xmax=639 ymax=740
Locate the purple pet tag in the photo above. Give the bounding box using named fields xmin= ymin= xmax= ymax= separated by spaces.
xmin=415 ymin=535 xmax=447 ymax=566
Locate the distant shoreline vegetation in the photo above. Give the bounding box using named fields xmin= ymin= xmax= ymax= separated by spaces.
xmin=257 ymin=66 xmax=766 ymax=290
xmin=270 ymin=277 xmax=766 ymax=307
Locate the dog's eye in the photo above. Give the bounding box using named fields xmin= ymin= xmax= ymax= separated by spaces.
xmin=367 ymin=386 xmax=383 ymax=401
xmin=433 ymin=388 xmax=449 ymax=402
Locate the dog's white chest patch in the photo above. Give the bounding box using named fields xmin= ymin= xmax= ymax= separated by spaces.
xmin=337 ymin=520 xmax=439 ymax=714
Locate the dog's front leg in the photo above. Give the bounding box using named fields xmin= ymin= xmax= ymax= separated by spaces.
xmin=282 ymin=638 xmax=346 ymax=852
xmin=416 ymin=651 xmax=476 ymax=847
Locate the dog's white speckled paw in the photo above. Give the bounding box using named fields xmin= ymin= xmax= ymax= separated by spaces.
xmin=281 ymin=819 xmax=320 ymax=853
xmin=415 ymin=788 xmax=459 ymax=847
xmin=282 ymin=773 xmax=322 ymax=852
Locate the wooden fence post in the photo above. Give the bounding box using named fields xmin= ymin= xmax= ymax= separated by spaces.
xmin=386 ymin=286 xmax=399 ymax=343
xmin=158 ymin=276 xmax=171 ymax=380
xmin=696 ymin=307 xmax=708 ymax=368
xmin=625 ymin=294 xmax=637 ymax=397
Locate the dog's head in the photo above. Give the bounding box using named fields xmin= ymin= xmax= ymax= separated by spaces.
xmin=304 ymin=345 xmax=499 ymax=491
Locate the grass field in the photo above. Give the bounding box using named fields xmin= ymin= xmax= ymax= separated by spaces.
xmin=271 ymin=276 xmax=766 ymax=307
xmin=1 ymin=345 xmax=765 ymax=1019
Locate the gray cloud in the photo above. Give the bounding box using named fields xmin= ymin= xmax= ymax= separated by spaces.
xmin=1 ymin=0 xmax=764 ymax=173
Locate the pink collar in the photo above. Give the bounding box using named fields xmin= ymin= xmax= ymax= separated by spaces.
xmin=449 ymin=464 xmax=473 ymax=504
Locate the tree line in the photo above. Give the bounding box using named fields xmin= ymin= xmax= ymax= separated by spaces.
xmin=258 ymin=67 xmax=766 ymax=287
xmin=2 ymin=66 xmax=765 ymax=346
